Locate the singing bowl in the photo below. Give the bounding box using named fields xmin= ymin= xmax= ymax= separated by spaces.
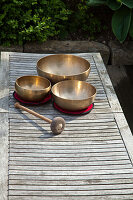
xmin=51 ymin=80 xmax=96 ymax=111
xmin=15 ymin=76 xmax=51 ymax=101
xmin=37 ymin=54 xmax=90 ymax=83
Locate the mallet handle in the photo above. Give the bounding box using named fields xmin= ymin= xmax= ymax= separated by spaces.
xmin=14 ymin=102 xmax=52 ymax=124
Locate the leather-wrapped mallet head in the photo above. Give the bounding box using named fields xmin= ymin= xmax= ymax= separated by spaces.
xmin=51 ymin=117 xmax=65 ymax=134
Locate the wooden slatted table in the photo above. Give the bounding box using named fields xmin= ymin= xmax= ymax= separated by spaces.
xmin=1 ymin=52 xmax=133 ymax=200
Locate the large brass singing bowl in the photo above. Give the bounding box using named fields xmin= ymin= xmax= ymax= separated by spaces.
xmin=15 ymin=76 xmax=51 ymax=101
xmin=52 ymin=80 xmax=96 ymax=111
xmin=37 ymin=54 xmax=90 ymax=83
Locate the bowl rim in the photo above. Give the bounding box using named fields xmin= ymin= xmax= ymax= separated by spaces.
xmin=51 ymin=80 xmax=96 ymax=101
xmin=37 ymin=54 xmax=90 ymax=77
xmin=15 ymin=75 xmax=51 ymax=92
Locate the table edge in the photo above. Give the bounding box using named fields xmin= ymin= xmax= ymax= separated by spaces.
xmin=0 ymin=52 xmax=10 ymax=200
xmin=93 ymin=53 xmax=133 ymax=165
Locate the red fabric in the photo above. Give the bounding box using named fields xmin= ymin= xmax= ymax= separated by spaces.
xmin=13 ymin=91 xmax=51 ymax=105
xmin=53 ymin=102 xmax=94 ymax=115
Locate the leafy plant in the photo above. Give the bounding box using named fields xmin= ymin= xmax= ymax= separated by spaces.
xmin=0 ymin=0 xmax=102 ymax=45
xmin=0 ymin=0 xmax=71 ymax=45
xmin=87 ymin=0 xmax=133 ymax=42
xmin=64 ymin=1 xmax=102 ymax=40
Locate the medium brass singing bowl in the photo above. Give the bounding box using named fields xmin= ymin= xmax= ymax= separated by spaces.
xmin=51 ymin=80 xmax=96 ymax=111
xmin=37 ymin=54 xmax=90 ymax=83
xmin=15 ymin=76 xmax=51 ymax=101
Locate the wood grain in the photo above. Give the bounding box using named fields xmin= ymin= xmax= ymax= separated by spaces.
xmin=6 ymin=52 xmax=133 ymax=199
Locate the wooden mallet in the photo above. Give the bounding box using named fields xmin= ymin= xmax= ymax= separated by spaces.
xmin=14 ymin=102 xmax=65 ymax=134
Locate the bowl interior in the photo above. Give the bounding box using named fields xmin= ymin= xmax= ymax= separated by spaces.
xmin=16 ymin=76 xmax=50 ymax=90
xmin=37 ymin=55 xmax=90 ymax=76
xmin=52 ymin=80 xmax=96 ymax=100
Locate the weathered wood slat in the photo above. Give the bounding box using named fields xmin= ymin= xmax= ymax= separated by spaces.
xmin=9 ymin=52 xmax=94 ymax=61
xmin=9 ymin=112 xmax=115 ymax=120
xmin=9 ymin=151 xmax=128 ymax=158
xmin=10 ymin=141 xmax=124 ymax=147
xmin=10 ymin=137 xmax=122 ymax=146
xmin=9 ymin=178 xmax=133 ymax=186
xmin=9 ymin=168 xmax=133 ymax=175
xmin=9 ymin=118 xmax=116 ymax=124
xmin=9 ymin=117 xmax=115 ymax=123
xmin=8 ymin=188 xmax=133 ymax=196
xmin=8 ymin=182 xmax=133 ymax=191
xmin=10 ymin=119 xmax=118 ymax=126
xmin=9 ymin=143 xmax=125 ymax=149
xmin=9 ymin=155 xmax=129 ymax=162
xmin=9 ymin=160 xmax=130 ymax=166
xmin=9 ymin=118 xmax=114 ymax=123
xmin=9 ymin=140 xmax=124 ymax=145
xmin=0 ymin=52 xmax=9 ymax=200
xmin=9 ymin=109 xmax=111 ymax=116
xmin=9 ymin=182 xmax=133 ymax=191
xmin=9 ymin=137 xmax=122 ymax=143
xmin=9 ymin=125 xmax=118 ymax=131
xmin=9 ymin=173 xmax=133 ymax=180
xmin=10 ymin=155 xmax=128 ymax=166
xmin=7 ymin=195 xmax=133 ymax=200
xmin=9 ymin=164 xmax=132 ymax=171
xmin=9 ymin=121 xmax=117 ymax=127
xmin=9 ymin=132 xmax=120 ymax=138
xmin=9 ymin=54 xmax=94 ymax=61
xmin=0 ymin=113 xmax=9 ymax=200
xmin=0 ymin=52 xmax=9 ymax=112
xmin=9 ymin=108 xmax=112 ymax=115
xmin=9 ymin=147 xmax=126 ymax=153
xmin=9 ymin=130 xmax=119 ymax=135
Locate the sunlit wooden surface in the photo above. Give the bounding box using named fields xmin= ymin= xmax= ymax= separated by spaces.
xmin=1 ymin=52 xmax=133 ymax=200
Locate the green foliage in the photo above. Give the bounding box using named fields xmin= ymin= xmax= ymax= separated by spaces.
xmin=112 ymin=6 xmax=131 ymax=43
xmin=0 ymin=0 xmax=101 ymax=45
xmin=107 ymin=0 xmax=121 ymax=10
xmin=129 ymin=13 xmax=133 ymax=38
xmin=63 ymin=1 xmax=101 ymax=40
xmin=86 ymin=0 xmax=107 ymax=6
xmin=121 ymin=0 xmax=133 ymax=9
xmin=0 ymin=0 xmax=71 ymax=45
xmin=87 ymin=0 xmax=133 ymax=42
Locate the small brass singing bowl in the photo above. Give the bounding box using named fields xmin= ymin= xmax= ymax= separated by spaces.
xmin=51 ymin=80 xmax=96 ymax=111
xmin=37 ymin=54 xmax=90 ymax=83
xmin=15 ymin=76 xmax=51 ymax=102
